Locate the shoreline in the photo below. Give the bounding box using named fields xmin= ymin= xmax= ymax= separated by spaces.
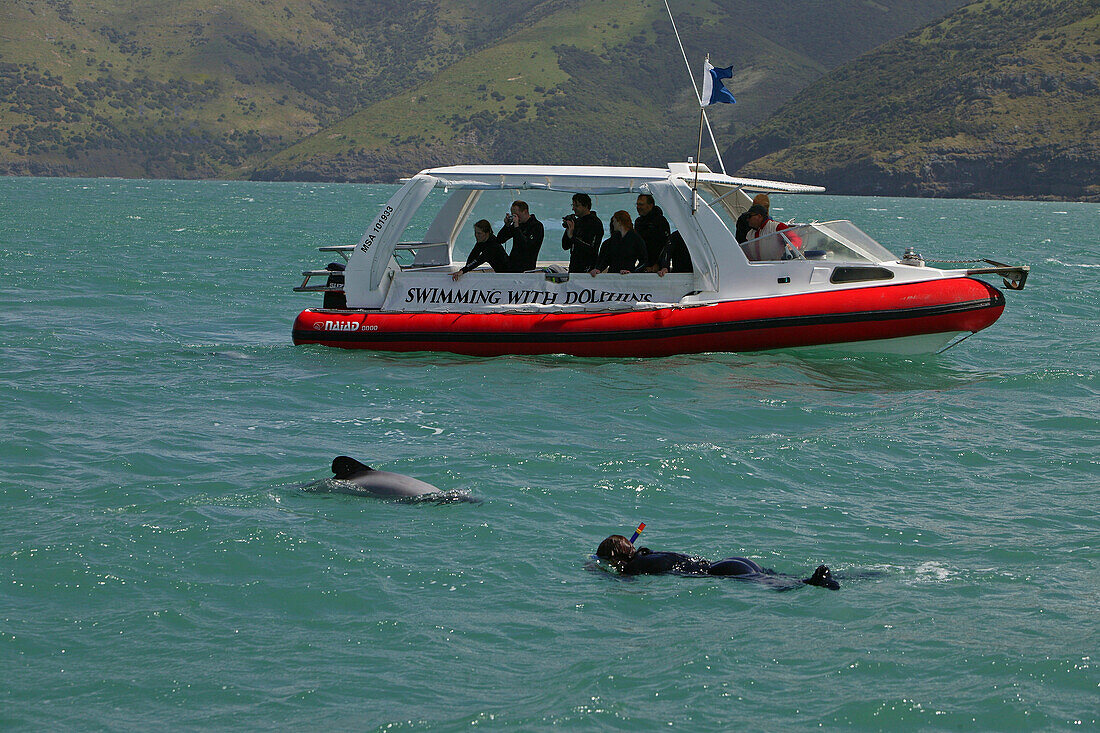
xmin=1 ymin=170 xmax=1097 ymax=203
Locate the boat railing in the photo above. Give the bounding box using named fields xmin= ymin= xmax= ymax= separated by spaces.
xmin=295 ymin=268 xmax=344 ymax=293
xmin=295 ymin=240 xmax=453 ymax=293
xmin=318 ymin=244 xmax=355 ymax=257
xmin=396 ymin=241 xmax=450 ymax=268
xmin=296 ymin=244 xmax=353 ymax=294
xmin=958 ymin=259 xmax=1030 ymax=290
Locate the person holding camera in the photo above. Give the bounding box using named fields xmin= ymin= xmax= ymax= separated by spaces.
xmin=497 ymin=200 xmax=544 ymax=272
xmin=561 ymin=193 xmax=603 ymax=273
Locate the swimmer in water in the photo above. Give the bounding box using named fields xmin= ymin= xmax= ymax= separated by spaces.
xmin=595 ymin=534 xmax=839 ymax=590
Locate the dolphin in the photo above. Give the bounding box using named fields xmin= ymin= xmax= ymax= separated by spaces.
xmin=321 ymin=456 xmax=444 ymax=498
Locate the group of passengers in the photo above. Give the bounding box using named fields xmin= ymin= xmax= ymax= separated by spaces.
xmin=453 ymin=194 xmax=692 ymax=280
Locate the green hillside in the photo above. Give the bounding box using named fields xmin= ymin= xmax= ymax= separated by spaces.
xmin=0 ymin=0 xmax=561 ymax=177
xmin=251 ymin=0 xmax=967 ymax=182
xmin=725 ymin=0 xmax=1100 ymax=200
xmin=0 ymin=0 xmax=970 ymax=182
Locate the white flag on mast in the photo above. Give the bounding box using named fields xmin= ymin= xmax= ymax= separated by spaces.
xmin=701 ymin=60 xmax=736 ymax=106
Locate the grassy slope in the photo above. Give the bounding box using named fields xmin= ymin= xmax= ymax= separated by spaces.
xmin=252 ymin=0 xmax=663 ymax=179
xmin=249 ymin=0 xmax=969 ymax=181
xmin=1 ymin=0 xmax=346 ymax=176
xmin=0 ymin=0 xmax=559 ymax=177
xmin=726 ymin=0 xmax=1100 ymax=199
xmin=0 ymin=0 xmax=969 ymax=182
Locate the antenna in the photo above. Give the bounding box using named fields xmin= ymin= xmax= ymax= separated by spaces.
xmin=663 ymin=0 xmax=728 ymax=175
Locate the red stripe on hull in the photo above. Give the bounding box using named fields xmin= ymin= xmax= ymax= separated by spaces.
xmin=292 ymin=278 xmax=1005 ymax=357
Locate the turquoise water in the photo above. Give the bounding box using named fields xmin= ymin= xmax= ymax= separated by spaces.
xmin=1 ymin=177 xmax=1097 ymax=730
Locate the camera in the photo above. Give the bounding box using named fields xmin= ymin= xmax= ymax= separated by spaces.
xmin=504 ymin=213 xmax=514 ymax=225
xmin=562 ymin=213 xmax=576 ymax=228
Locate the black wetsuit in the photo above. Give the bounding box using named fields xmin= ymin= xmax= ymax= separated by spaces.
xmin=635 ymin=206 xmax=672 ymax=269
xmin=497 ymin=215 xmax=544 ymax=271
xmin=667 ymin=231 xmax=693 ymax=272
xmin=622 ymin=548 xmax=765 ymax=577
xmin=595 ymin=230 xmax=647 ymax=273
xmin=562 ymin=211 xmax=603 ymax=273
xmin=617 ymin=549 xmax=838 ymax=590
xmin=735 ymin=211 xmax=754 ymax=244
xmin=461 ymin=234 xmax=510 ymax=274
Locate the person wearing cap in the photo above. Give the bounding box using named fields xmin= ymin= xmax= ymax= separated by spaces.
xmin=739 ymin=204 xmax=803 ymax=261
xmin=595 ymin=534 xmax=839 ymax=589
xmin=735 ymin=194 xmax=771 ymax=244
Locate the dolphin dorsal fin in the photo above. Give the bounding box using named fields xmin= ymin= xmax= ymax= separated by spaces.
xmin=332 ymin=455 xmax=372 ymax=478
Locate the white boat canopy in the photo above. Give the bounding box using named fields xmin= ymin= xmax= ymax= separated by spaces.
xmin=418 ymin=163 xmax=826 ymax=195
xmin=345 ymin=163 xmax=826 ymax=305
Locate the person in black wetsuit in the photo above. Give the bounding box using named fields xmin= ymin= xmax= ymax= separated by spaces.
xmin=590 ymin=210 xmax=647 ymax=276
xmin=452 ymin=219 xmax=510 ymax=280
xmin=634 ymin=194 xmax=672 ymax=275
xmin=561 ymin=193 xmax=603 ymax=273
xmin=735 ymin=209 xmax=755 ymax=245
xmin=595 ymin=534 xmax=839 ymax=590
xmin=497 ymin=200 xmax=544 ymax=271
xmin=666 ymin=230 xmax=693 ymax=273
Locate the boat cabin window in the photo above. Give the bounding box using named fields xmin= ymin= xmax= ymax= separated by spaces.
xmin=697 ymin=182 xmax=743 ymax=225
xmin=741 ymin=221 xmax=897 ymax=264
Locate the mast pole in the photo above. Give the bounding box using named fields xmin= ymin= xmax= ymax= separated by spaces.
xmin=663 ymin=0 xmax=728 ymax=175
xmin=692 ymin=57 xmax=707 ymax=214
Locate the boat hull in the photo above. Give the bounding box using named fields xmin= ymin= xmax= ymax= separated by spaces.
xmin=292 ymin=278 xmax=1006 ymax=357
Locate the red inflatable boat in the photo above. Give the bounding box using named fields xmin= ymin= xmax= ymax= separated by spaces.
xmin=292 ymin=164 xmax=1028 ymax=357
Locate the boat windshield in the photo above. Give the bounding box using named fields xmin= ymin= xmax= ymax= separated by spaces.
xmin=741 ymin=221 xmax=897 ymax=264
